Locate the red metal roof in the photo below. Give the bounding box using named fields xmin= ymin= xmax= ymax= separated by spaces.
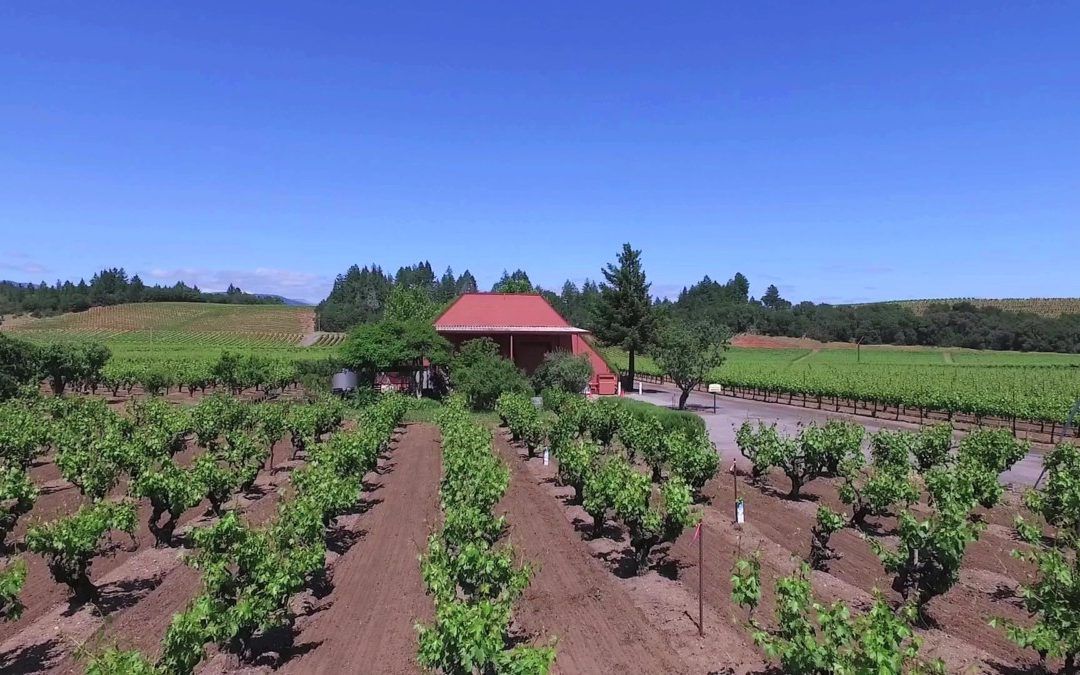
xmin=434 ymin=293 xmax=582 ymax=331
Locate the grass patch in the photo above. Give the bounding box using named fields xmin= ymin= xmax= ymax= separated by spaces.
xmin=610 ymin=397 xmax=705 ymax=436
xmin=402 ymin=397 xmax=501 ymax=428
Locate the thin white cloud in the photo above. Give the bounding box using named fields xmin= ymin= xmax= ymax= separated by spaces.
xmin=650 ymin=282 xmax=684 ymax=301
xmin=0 ymin=251 xmax=51 ymax=276
xmin=143 ymin=267 xmax=332 ymax=303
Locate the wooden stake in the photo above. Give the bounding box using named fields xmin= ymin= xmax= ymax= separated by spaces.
xmin=698 ymin=523 xmax=704 ymax=637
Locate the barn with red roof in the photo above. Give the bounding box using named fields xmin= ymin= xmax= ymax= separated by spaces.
xmin=433 ymin=293 xmax=618 ymax=395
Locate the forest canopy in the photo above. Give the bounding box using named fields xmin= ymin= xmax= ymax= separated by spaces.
xmin=318 ymin=260 xmax=1080 ymax=354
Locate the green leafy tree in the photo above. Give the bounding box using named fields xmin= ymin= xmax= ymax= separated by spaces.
xmin=956 ymin=429 xmax=1029 ymax=509
xmin=652 ymin=320 xmax=730 ymax=409
xmin=995 ymin=443 xmax=1080 ymax=672
xmin=768 ymin=428 xmax=829 ymax=499
xmin=730 ymin=553 xmax=761 ymax=619
xmin=131 ymin=461 xmax=205 ymax=547
xmin=552 ymin=440 xmax=597 ymax=503
xmin=0 ymin=465 xmax=38 ymax=546
xmin=735 ymin=421 xmax=785 ymax=483
xmin=36 ymin=341 xmax=111 ymax=396
xmin=802 ymin=420 xmax=865 ymax=477
xmin=491 ymin=269 xmax=535 ymax=294
xmin=584 ymin=398 xmax=621 ymax=447
xmin=0 ymin=398 xmax=50 ymax=469
xmin=663 ymin=429 xmax=719 ymax=497
xmin=53 ymin=410 xmax=132 ymax=501
xmin=838 ymin=459 xmax=919 ymax=528
xmin=582 ymin=454 xmax=631 ymax=536
xmin=593 ymin=243 xmax=657 ymax=388
xmin=618 ymin=413 xmax=665 ymax=479
xmin=531 ymin=351 xmax=592 ymax=395
xmin=384 ymin=285 xmax=441 ymax=322
xmin=1023 ymin=442 xmax=1080 ymax=537
xmin=341 ymin=318 xmax=451 ymax=385
xmin=993 ymin=530 xmax=1080 ymax=672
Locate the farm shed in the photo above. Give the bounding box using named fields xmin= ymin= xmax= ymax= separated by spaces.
xmin=433 ymin=293 xmax=617 ymax=395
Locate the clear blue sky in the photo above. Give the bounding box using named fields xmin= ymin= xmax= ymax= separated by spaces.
xmin=1 ymin=2 xmax=1078 ymax=304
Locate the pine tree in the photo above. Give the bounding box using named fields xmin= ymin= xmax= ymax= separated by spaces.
xmin=593 ymin=243 xmax=657 ymax=387
xmin=456 ymin=270 xmax=478 ymax=295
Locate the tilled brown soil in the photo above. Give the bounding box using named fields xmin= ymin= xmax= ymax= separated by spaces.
xmin=498 ymin=429 xmax=1047 ymax=674
xmin=493 ymin=436 xmax=702 ymax=674
xmin=494 ymin=434 xmax=764 ymax=669
xmin=278 ymin=423 xmax=442 ymax=675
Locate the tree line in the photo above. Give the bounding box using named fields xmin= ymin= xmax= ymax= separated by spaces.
xmin=0 ymin=267 xmax=284 ymax=320
xmin=662 ymin=276 xmax=1080 ymax=354
xmin=319 ymin=255 xmax=1080 ymax=354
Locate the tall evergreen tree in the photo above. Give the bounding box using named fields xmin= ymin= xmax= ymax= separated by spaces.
xmin=456 ymin=270 xmax=478 ymax=294
xmin=492 ymin=269 xmax=534 ymax=294
xmin=729 ymin=272 xmax=750 ymax=303
xmin=435 ymin=267 xmax=457 ymax=304
xmin=593 ymin=243 xmax=657 ymax=386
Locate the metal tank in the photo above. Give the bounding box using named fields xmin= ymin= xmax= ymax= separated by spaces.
xmin=331 ymin=369 xmax=359 ymax=394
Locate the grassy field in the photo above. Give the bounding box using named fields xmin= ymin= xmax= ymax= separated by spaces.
xmin=0 ymin=302 xmax=340 ymax=364
xmin=602 ymin=344 xmax=1080 ymax=423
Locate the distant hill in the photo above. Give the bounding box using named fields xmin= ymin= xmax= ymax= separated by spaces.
xmin=1 ymin=302 xmax=318 ymax=348
xmin=252 ymin=294 xmax=312 ymax=306
xmin=851 ymin=298 xmax=1080 ymax=318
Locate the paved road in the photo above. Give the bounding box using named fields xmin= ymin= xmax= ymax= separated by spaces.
xmin=627 ymin=384 xmax=1046 ymax=488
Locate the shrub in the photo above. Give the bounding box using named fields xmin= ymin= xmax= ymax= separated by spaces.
xmin=745 ymin=564 xmax=941 ymax=674
xmin=912 ymin=423 xmax=953 ymax=473
xmin=0 ymin=334 xmax=38 ymax=401
xmin=996 ymin=447 xmax=1080 ymax=673
xmin=531 ymin=351 xmax=592 ymax=395
xmin=26 ymin=500 xmax=138 ymax=603
xmin=612 ymin=472 xmax=697 ymax=574
xmin=871 ymin=466 xmax=984 ymax=613
xmin=450 ymin=338 xmax=530 ymax=411
xmin=585 ymin=398 xmax=621 ymax=446
xmin=808 ymin=506 xmax=846 ymax=571
xmin=552 ymin=440 xmax=598 ymax=503
xmin=1022 ymin=442 xmax=1080 ymax=536
xmin=0 ymin=558 xmax=27 ymax=621
xmin=664 ymin=429 xmax=720 ymax=497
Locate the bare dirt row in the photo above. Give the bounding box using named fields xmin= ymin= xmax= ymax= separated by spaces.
xmin=0 ymin=416 xmax=442 ymax=674
xmin=496 ymin=425 xmax=1043 ymax=674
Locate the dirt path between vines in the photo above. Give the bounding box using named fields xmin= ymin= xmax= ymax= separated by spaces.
xmin=279 ymin=423 xmax=441 ymax=675
xmin=493 ymin=435 xmax=737 ymax=674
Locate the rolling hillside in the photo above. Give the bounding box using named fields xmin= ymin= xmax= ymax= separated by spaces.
xmin=0 ymin=302 xmax=340 ymax=348
xmin=856 ymin=297 xmax=1080 ymax=317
